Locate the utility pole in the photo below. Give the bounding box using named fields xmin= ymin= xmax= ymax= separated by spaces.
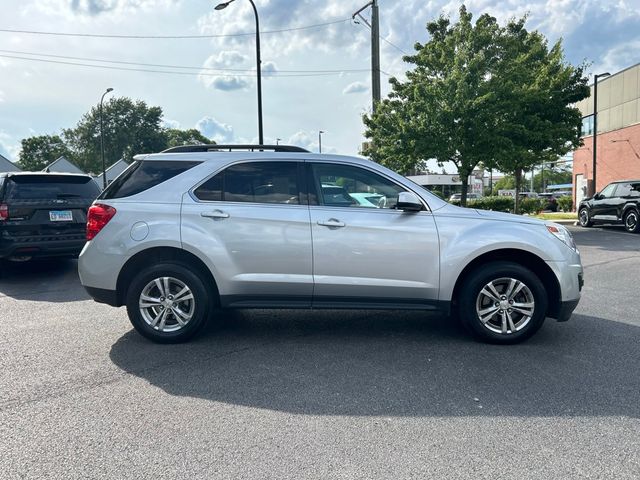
xmin=353 ymin=0 xmax=381 ymax=112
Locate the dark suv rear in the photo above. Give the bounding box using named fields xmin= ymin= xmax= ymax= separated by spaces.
xmin=0 ymin=173 xmax=100 ymax=261
xmin=578 ymin=180 xmax=640 ymax=233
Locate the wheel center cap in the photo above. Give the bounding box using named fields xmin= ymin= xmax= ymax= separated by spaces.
xmin=163 ymin=299 xmax=174 ymax=307
xmin=500 ymin=300 xmax=510 ymax=310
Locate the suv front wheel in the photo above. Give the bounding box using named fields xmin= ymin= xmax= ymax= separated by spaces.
xmin=458 ymin=262 xmax=548 ymax=344
xmin=125 ymin=263 xmax=211 ymax=343
xmin=578 ymin=207 xmax=592 ymax=227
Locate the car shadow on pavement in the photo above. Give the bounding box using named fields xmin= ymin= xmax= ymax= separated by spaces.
xmin=109 ymin=310 xmax=640 ymax=418
xmin=0 ymin=259 xmax=89 ymax=303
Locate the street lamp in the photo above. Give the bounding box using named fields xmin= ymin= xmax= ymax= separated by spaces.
xmin=318 ymin=130 xmax=325 ymax=153
xmin=275 ymin=138 xmax=282 ymax=145
xmin=214 ymin=0 xmax=264 ymax=144
xmin=100 ymin=87 xmax=114 ymax=190
xmin=592 ymin=72 xmax=610 ymax=196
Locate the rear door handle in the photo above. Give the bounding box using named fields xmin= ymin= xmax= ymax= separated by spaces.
xmin=317 ymin=218 xmax=345 ymax=228
xmin=201 ymin=210 xmax=230 ymax=219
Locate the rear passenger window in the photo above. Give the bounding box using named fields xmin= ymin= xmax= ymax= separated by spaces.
xmin=194 ymin=162 xmax=300 ymax=205
xmin=101 ymin=161 xmax=201 ymax=199
xmin=616 ymin=183 xmax=640 ymax=197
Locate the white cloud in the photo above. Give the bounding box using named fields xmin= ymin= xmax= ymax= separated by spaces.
xmin=287 ymin=130 xmax=336 ymax=153
xmin=162 ymin=118 xmax=180 ymax=129
xmin=0 ymin=131 xmax=19 ymax=162
xmin=196 ymin=116 xmax=235 ymax=143
xmin=343 ymin=81 xmax=368 ymax=95
xmin=29 ymin=0 xmax=177 ymax=18
xmin=199 ymin=50 xmax=250 ymax=91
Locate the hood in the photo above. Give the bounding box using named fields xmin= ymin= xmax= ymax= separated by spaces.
xmin=435 ymin=203 xmax=545 ymax=225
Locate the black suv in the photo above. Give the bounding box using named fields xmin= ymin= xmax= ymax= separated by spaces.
xmin=0 ymin=172 xmax=100 ymax=261
xmin=578 ymin=180 xmax=640 ymax=233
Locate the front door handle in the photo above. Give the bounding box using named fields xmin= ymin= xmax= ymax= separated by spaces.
xmin=201 ymin=210 xmax=230 ymax=219
xmin=317 ymin=218 xmax=345 ymax=228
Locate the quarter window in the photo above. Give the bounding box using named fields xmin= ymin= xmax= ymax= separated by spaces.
xmin=311 ymin=163 xmax=406 ymax=209
xmin=194 ymin=162 xmax=301 ymax=205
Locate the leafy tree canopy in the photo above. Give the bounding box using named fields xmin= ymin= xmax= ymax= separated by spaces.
xmin=363 ymin=5 xmax=589 ymax=209
xmin=165 ymin=128 xmax=211 ymax=148
xmin=17 ymin=135 xmax=71 ymax=171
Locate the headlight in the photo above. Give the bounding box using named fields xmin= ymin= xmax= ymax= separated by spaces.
xmin=546 ymin=224 xmax=576 ymax=250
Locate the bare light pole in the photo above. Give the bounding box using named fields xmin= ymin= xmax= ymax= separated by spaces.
xmin=100 ymin=87 xmax=114 ymax=190
xmin=592 ymin=72 xmax=610 ymax=195
xmin=276 ymin=138 xmax=282 ymax=145
xmin=215 ymin=0 xmax=264 ymax=144
xmin=318 ymin=130 xmax=325 ymax=153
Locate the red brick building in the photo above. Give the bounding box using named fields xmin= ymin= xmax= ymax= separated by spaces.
xmin=573 ymin=63 xmax=640 ymax=207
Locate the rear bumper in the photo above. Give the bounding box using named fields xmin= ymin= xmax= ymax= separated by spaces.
xmin=84 ymin=286 xmax=120 ymax=307
xmin=0 ymin=237 xmax=86 ymax=259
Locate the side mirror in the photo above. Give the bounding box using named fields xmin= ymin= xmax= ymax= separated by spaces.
xmin=594 ymin=193 xmax=603 ymax=200
xmin=397 ymin=192 xmax=423 ymax=212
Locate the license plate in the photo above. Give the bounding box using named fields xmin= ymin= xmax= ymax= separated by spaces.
xmin=49 ymin=210 xmax=73 ymax=222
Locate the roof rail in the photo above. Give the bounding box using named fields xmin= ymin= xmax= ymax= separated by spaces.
xmin=161 ymin=144 xmax=310 ymax=154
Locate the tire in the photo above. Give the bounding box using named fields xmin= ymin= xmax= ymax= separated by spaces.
xmin=578 ymin=207 xmax=593 ymax=227
xmin=457 ymin=261 xmax=548 ymax=345
xmin=624 ymin=209 xmax=640 ymax=233
xmin=125 ymin=262 xmax=211 ymax=343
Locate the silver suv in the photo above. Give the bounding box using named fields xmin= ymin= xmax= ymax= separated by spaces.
xmin=78 ymin=145 xmax=583 ymax=344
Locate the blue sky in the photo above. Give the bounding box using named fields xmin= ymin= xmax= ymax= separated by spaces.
xmin=1 ymin=0 xmax=639 ymax=167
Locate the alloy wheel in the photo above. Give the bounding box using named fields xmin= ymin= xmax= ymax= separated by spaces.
xmin=138 ymin=277 xmax=196 ymax=333
xmin=579 ymin=209 xmax=590 ymax=226
xmin=475 ymin=277 xmax=535 ymax=335
xmin=625 ymin=211 xmax=638 ymax=232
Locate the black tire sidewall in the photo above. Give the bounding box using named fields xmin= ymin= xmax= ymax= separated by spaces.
xmin=458 ymin=262 xmax=548 ymax=344
xmin=126 ymin=263 xmax=210 ymax=343
xmin=623 ymin=209 xmax=640 ymax=233
xmin=579 ymin=208 xmax=592 ymax=227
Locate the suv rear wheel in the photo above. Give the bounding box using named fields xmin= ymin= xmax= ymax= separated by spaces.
xmin=458 ymin=262 xmax=548 ymax=344
xmin=624 ymin=209 xmax=640 ymax=233
xmin=125 ymin=263 xmax=211 ymax=343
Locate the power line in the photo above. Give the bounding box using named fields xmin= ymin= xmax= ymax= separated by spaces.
xmin=0 ymin=53 xmax=362 ymax=78
xmin=0 ymin=49 xmax=370 ymax=74
xmin=0 ymin=18 xmax=350 ymax=40
xmin=380 ymin=36 xmax=409 ymax=55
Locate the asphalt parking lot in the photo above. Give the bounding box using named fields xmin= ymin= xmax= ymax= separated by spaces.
xmin=1 ymin=225 xmax=639 ymax=479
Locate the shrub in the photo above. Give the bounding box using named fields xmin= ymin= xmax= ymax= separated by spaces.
xmin=429 ymin=189 xmax=444 ymax=200
xmin=470 ymin=196 xmax=514 ymax=212
xmin=519 ymin=197 xmax=546 ymax=215
xmin=557 ymin=196 xmax=573 ymax=212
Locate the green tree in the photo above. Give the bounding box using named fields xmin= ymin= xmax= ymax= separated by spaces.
xmin=164 ymin=128 xmax=212 ymax=148
xmin=64 ymin=97 xmax=166 ymax=173
xmin=364 ymin=5 xmax=589 ymax=209
xmin=488 ymin=21 xmax=589 ymax=212
xmin=364 ymin=6 xmax=503 ymax=206
xmin=492 ymin=175 xmax=516 ymax=193
xmin=533 ymin=165 xmax=572 ymax=192
xmin=17 ymin=135 xmax=71 ymax=171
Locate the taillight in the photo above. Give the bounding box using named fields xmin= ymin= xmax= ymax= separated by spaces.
xmin=86 ymin=204 xmax=116 ymax=241
xmin=0 ymin=204 xmax=7 ymax=221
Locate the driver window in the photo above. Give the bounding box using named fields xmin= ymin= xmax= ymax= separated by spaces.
xmin=311 ymin=163 xmax=406 ymax=209
xmin=599 ymin=183 xmax=617 ymax=198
